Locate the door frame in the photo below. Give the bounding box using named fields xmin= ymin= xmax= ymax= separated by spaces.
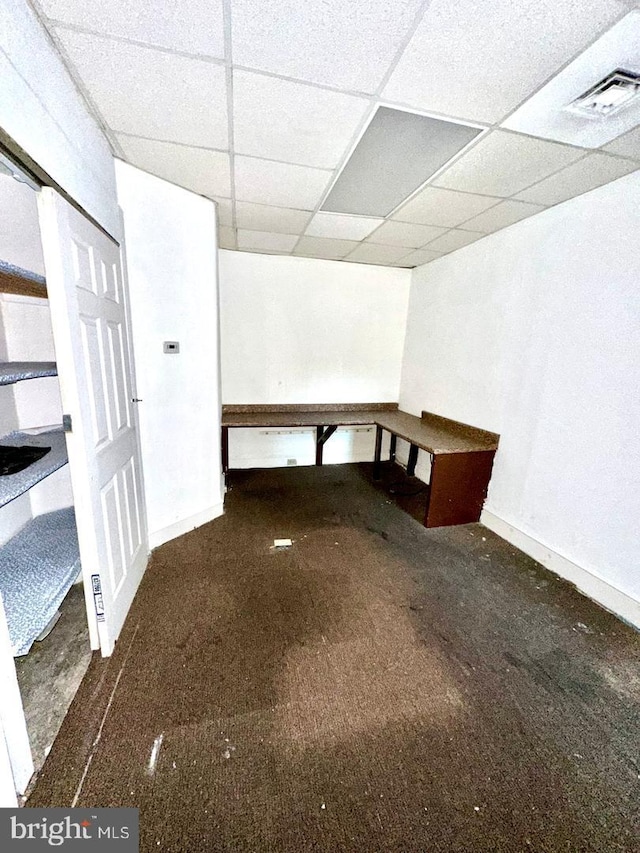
xmin=0 ymin=138 xmax=147 ymax=798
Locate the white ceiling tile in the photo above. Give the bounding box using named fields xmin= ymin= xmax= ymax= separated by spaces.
xmin=603 ymin=125 xmax=640 ymax=160
xmin=55 ymin=28 xmax=228 ymax=147
xmin=116 ymin=136 xmax=231 ymax=198
xmin=397 ymin=249 xmax=443 ymax=267
xmin=305 ymin=212 xmax=383 ymax=241
xmin=502 ymin=12 xmax=640 ymax=148
xmin=425 ymin=230 xmax=483 ymax=254
xmin=39 ymin=0 xmax=225 ymax=58
xmin=232 ymin=0 xmax=424 ymax=93
xmin=432 ymin=131 xmax=584 ymax=197
xmin=345 ymin=243 xmax=411 ymax=265
xmin=460 ymin=200 xmax=546 ymax=233
xmin=233 ymin=71 xmax=370 ymax=169
xmin=218 ymin=226 xmax=236 ymax=249
xmin=237 ymin=230 xmax=298 ymax=252
xmin=235 ymin=202 xmax=312 ymax=234
xmin=234 ymin=156 xmax=332 ymax=209
xmin=293 ymin=236 xmax=359 ymax=260
xmin=213 ymin=197 xmax=233 ymax=227
xmin=366 ymin=220 xmax=447 ymax=248
xmin=383 ymin=0 xmax=627 ymax=123
xmin=514 ymin=153 xmax=639 ymax=206
xmin=392 ymin=186 xmax=500 ymax=227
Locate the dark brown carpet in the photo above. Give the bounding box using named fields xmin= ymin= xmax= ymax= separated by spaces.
xmin=28 ymin=464 xmax=640 ymax=852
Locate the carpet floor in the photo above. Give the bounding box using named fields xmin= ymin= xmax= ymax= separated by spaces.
xmin=28 ymin=464 xmax=640 ymax=852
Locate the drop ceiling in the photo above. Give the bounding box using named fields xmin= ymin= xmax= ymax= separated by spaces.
xmin=32 ymin=0 xmax=640 ymax=268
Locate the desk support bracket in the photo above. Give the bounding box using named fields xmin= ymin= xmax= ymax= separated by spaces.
xmin=315 ymin=425 xmax=338 ymax=465
xmin=373 ymin=425 xmax=384 ymax=479
xmin=221 ymin=425 xmax=229 ymax=473
xmin=406 ymin=444 xmax=419 ymax=477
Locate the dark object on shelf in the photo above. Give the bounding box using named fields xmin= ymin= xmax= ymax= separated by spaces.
xmin=0 ymin=444 xmax=51 ymax=476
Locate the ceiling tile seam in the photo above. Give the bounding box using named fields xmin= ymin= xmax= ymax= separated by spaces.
xmin=500 ymin=150 xmax=595 ymax=200
xmin=222 ymin=0 xmax=237 ymax=248
xmin=595 ymin=148 xmax=640 ymax=165
xmin=496 ymin=125 xmax=595 ymax=155
xmin=419 ymin=228 xmax=471 ymax=251
xmin=5 ymin=6 xmax=125 ymax=184
xmin=291 ymin=0 xmax=435 ymax=255
xmin=289 ymin=100 xmax=380 ymax=256
xmin=231 ymin=64 xmax=376 ymax=100
xmin=520 ymin=170 xmax=640 ymax=209
xmin=368 ymin=0 xmax=435 ymax=95
xmin=496 ymin=7 xmax=638 ymax=130
xmin=234 ymin=151 xmax=333 ymax=174
xmin=114 ymin=131 xmax=229 ymax=156
xmin=451 ymin=201 xmax=547 ymax=231
xmin=235 ymin=200 xmax=313 ymax=215
xmin=339 ymin=235 xmax=434 ymax=262
xmin=374 ymin=93 xmax=502 ymax=133
xmin=44 ymin=18 xmax=227 ymax=66
xmin=366 ymin=238 xmax=446 ymax=251
xmin=414 ymin=125 xmax=601 ymax=204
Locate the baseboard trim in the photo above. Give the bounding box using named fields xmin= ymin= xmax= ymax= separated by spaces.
xmin=149 ymin=502 xmax=224 ymax=550
xmin=481 ymin=509 xmax=640 ymax=630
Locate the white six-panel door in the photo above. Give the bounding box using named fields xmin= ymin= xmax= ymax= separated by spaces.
xmin=38 ymin=188 xmax=148 ymax=657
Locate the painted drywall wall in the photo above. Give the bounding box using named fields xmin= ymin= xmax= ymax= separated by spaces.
xmin=0 ymin=0 xmax=119 ymax=236
xmin=115 ymin=160 xmax=223 ymax=548
xmin=219 ymin=250 xmax=410 ymax=468
xmin=0 ymin=176 xmax=45 ymax=275
xmin=400 ymin=169 xmax=640 ymax=623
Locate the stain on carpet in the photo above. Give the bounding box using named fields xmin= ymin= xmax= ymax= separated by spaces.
xmin=28 ymin=464 xmax=640 ymax=852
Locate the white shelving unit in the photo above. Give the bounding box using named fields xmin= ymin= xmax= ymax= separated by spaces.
xmin=0 ymin=366 xmax=79 ymax=655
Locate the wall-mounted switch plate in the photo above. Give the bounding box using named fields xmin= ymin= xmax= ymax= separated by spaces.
xmin=163 ymin=341 xmax=180 ymax=354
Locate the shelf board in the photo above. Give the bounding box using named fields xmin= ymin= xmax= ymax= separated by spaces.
xmin=0 ymin=428 xmax=68 ymax=508
xmin=0 ymin=362 xmax=57 ymax=386
xmin=0 ymin=507 xmax=81 ymax=656
xmin=0 ymin=260 xmax=47 ymax=299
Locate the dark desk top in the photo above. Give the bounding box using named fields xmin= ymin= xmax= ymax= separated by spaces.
xmin=222 ymin=404 xmax=499 ymax=456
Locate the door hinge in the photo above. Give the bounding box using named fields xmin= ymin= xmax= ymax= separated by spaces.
xmin=62 ymin=414 xmax=73 ymax=433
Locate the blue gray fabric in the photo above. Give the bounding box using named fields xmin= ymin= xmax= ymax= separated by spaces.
xmin=0 ymin=507 xmax=81 ymax=656
xmin=0 ymin=362 xmax=57 ymax=385
xmin=0 ymin=429 xmax=67 ymax=508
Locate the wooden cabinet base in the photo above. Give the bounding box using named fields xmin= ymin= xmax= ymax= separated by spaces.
xmin=425 ymin=450 xmax=496 ymax=528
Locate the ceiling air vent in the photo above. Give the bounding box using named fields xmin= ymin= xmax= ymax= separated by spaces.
xmin=566 ymin=69 xmax=640 ymax=119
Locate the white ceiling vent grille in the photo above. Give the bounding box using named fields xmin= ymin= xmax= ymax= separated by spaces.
xmin=566 ymin=69 xmax=640 ymax=118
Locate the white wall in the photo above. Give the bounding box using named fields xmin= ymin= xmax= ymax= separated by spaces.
xmin=0 ymin=176 xmax=45 ymax=275
xmin=116 ymin=161 xmax=223 ymax=548
xmin=400 ymin=170 xmax=640 ymax=625
xmin=219 ymin=251 xmax=410 ymax=468
xmin=0 ymin=0 xmax=119 ymax=237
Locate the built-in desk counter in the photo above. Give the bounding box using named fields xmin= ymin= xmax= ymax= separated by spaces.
xmin=221 ymin=404 xmax=499 ymax=528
